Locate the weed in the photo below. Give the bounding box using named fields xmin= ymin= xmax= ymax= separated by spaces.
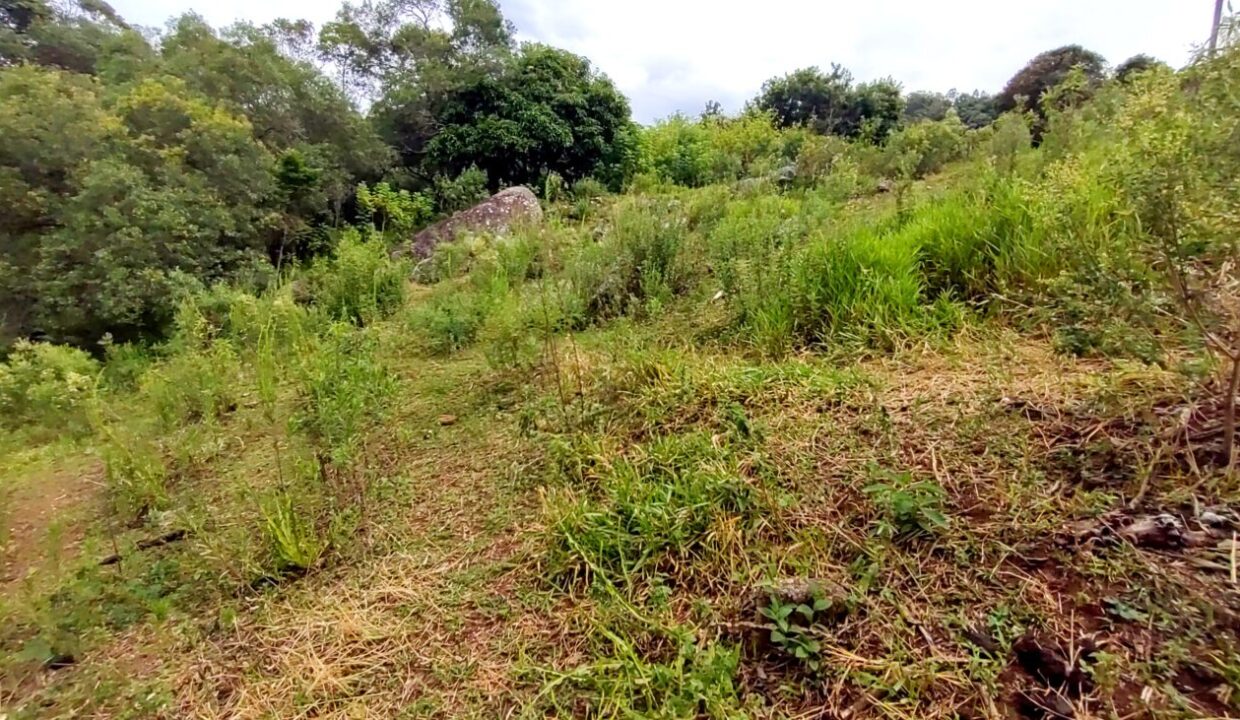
xmin=301 ymin=228 xmax=409 ymax=326
xmin=259 ymin=489 xmax=324 ymax=573
xmin=862 ymin=468 xmax=949 ymax=540
xmin=291 ymin=323 xmax=397 ymax=466
xmin=760 ymin=593 xmax=836 ymax=671
xmin=543 ymin=433 xmax=761 ymax=587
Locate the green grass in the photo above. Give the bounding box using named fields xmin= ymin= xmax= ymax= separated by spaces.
xmin=5 ymin=64 xmax=1240 ymax=718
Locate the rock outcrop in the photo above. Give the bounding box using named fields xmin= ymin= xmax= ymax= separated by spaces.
xmin=401 ymin=186 xmax=542 ymax=259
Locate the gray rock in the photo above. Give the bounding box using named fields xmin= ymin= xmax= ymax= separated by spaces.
xmin=401 ymin=186 xmax=543 ymax=259
xmin=876 ymin=178 xmax=894 ymax=193
xmin=774 ymin=164 xmax=797 ymax=187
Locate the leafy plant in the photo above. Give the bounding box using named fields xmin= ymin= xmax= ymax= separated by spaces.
xmin=291 ymin=324 xmax=397 ymax=466
xmin=259 ymin=489 xmax=323 ymax=573
xmin=760 ymin=594 xmax=834 ymax=671
xmin=863 ymin=469 xmax=949 ymax=539
xmin=0 ymin=340 xmax=98 ymax=437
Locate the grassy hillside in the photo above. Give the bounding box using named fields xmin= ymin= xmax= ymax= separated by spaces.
xmin=3 ymin=56 xmax=1240 ymax=720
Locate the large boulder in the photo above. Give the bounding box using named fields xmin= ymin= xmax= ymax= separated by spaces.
xmin=401 ymin=186 xmax=543 ymax=259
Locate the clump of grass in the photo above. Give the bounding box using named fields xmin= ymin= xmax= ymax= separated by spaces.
xmin=140 ymin=338 xmax=241 ymax=428
xmin=531 ymin=632 xmax=748 ymax=718
xmin=568 ymin=197 xmax=691 ymax=322
xmin=300 ymin=228 xmax=409 ymax=326
xmin=542 ymin=432 xmax=762 ymax=588
xmin=291 ymin=323 xmax=397 ymax=467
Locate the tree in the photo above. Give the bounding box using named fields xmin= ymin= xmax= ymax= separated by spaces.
xmin=1114 ymin=54 xmax=1167 ymax=83
xmin=951 ymin=89 xmax=997 ymax=129
xmin=156 ymin=15 xmax=392 ymax=219
xmin=753 ymin=64 xmax=904 ymax=141
xmin=753 ymin=65 xmax=853 ymax=134
xmin=904 ymin=91 xmax=951 ymax=123
xmin=845 ymin=78 xmax=903 ymax=141
xmin=317 ymin=0 xmax=513 ymax=102
xmin=0 ymin=67 xmax=278 ymax=348
xmin=418 ymin=43 xmax=637 ymax=191
xmin=997 ymin=45 xmax=1107 ymax=115
xmin=0 ymin=0 xmax=136 ymax=73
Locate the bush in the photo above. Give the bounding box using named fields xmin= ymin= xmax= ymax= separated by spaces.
xmin=291 ymin=324 xmax=398 ymax=466
xmin=883 ymin=116 xmax=967 ymax=179
xmin=0 ymin=341 xmax=99 ymax=437
xmin=432 ymin=166 xmax=489 ymax=215
xmin=570 ymin=197 xmax=691 ymax=321
xmin=300 ymin=229 xmax=409 ymax=326
xmin=641 ymin=116 xmax=710 ymax=187
xmin=140 ymin=339 xmax=242 ymax=428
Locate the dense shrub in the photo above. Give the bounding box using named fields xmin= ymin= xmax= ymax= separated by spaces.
xmin=0 ymin=341 xmax=98 ymax=437
xmin=300 ymin=229 xmax=409 ymax=326
xmin=570 ymin=197 xmax=691 ymax=321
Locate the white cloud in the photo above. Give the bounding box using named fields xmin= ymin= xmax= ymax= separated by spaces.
xmin=113 ymin=0 xmax=1211 ymax=123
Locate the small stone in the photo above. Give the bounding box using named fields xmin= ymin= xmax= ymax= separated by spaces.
xmin=438 ymin=414 xmax=458 ymax=426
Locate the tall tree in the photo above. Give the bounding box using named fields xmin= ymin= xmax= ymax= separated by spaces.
xmin=753 ymin=65 xmax=853 ymax=134
xmin=752 ymin=65 xmax=903 ymax=141
xmin=904 ymin=90 xmax=952 ymax=123
xmin=996 ymin=44 xmax=1107 ymax=114
xmin=950 ymin=89 xmax=997 ymax=129
xmin=419 ymin=43 xmax=637 ymax=190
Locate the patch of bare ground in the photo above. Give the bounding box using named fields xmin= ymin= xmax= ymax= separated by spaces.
xmin=1 ymin=457 xmax=103 ymax=591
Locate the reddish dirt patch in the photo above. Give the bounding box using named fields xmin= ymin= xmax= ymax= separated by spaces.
xmin=1 ymin=458 xmax=103 ymax=590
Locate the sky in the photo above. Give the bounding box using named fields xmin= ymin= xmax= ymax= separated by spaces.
xmin=111 ymin=0 xmax=1213 ymax=123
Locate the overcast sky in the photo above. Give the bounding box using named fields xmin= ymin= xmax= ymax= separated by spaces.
xmin=111 ymin=0 xmax=1212 ymax=123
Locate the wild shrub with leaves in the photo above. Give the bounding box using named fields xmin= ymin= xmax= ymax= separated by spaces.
xmin=0 ymin=340 xmax=98 ymax=437
xmin=300 ymin=229 xmax=409 ymax=326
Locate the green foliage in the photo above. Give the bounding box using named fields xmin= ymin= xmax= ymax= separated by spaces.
xmin=543 ymin=433 xmax=760 ymax=586
xmin=997 ymin=44 xmax=1107 ymax=134
xmin=0 ymin=340 xmax=98 ymax=437
xmin=100 ymin=431 xmax=168 ymax=520
xmin=639 ymin=115 xmax=710 ymax=187
xmin=570 ymin=197 xmax=691 ymax=321
xmin=884 ymin=115 xmax=967 ymax=179
xmin=952 ymin=89 xmax=998 ymax=129
xmin=760 ymin=594 xmax=836 ymax=671
xmin=904 ymin=91 xmax=952 ymax=123
xmin=863 ymin=469 xmax=949 ymax=539
xmin=356 ymin=181 xmax=433 ymax=237
xmin=140 ymin=337 xmax=241 ymax=428
xmin=431 ymin=166 xmax=490 ymax=215
xmin=300 ymin=228 xmax=409 ymax=326
xmin=1114 ymin=54 xmax=1167 ymax=83
xmin=405 ymin=290 xmax=494 ymax=354
xmin=535 ymin=637 xmax=748 ymax=719
xmin=259 ymin=488 xmax=324 ymax=572
xmin=382 ymin=42 xmax=638 ymax=193
xmin=0 ymin=67 xmax=278 ymax=348
xmin=291 ymin=324 xmax=397 ymax=465
xmin=753 ymin=64 xmax=904 ymax=141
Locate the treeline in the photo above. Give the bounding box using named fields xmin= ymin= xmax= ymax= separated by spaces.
xmin=0 ymin=0 xmax=1166 ymax=351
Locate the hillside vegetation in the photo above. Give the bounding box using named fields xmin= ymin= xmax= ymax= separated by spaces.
xmin=3 ymin=3 xmax=1240 ymax=719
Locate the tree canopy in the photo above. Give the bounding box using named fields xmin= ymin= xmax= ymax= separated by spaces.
xmin=997 ymin=44 xmax=1107 ymax=114
xmin=752 ymin=64 xmax=904 ymax=142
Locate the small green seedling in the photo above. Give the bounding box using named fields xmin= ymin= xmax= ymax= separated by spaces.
xmin=760 ymin=594 xmax=835 ymax=671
